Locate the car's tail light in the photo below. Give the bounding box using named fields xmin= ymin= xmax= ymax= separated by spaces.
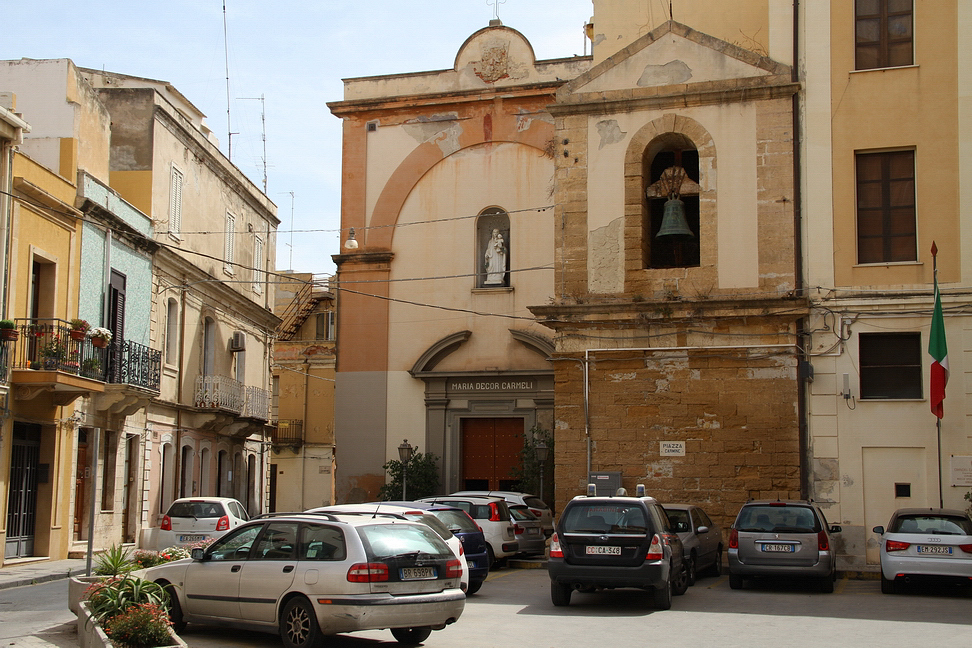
xmin=530 ymin=508 xmax=543 ymax=518
xmin=817 ymin=530 xmax=829 ymax=551
xmin=459 ymin=543 xmax=464 ymax=556
xmin=549 ymin=533 xmax=563 ymax=558
xmin=514 ymin=524 xmax=524 ymax=535
xmin=445 ymin=559 xmax=462 ymax=579
xmin=885 ymin=539 xmax=911 ymax=552
xmin=488 ymin=502 xmax=502 ymax=522
xmin=959 ymin=544 xmax=972 ymax=554
xmin=160 ymin=515 xmax=172 ymax=531
xmin=646 ymin=534 xmax=664 ymax=561
xmin=347 ymin=563 xmax=389 ymax=582
xmin=215 ymin=515 xmax=230 ymax=531
xmin=728 ymin=528 xmax=738 ymax=549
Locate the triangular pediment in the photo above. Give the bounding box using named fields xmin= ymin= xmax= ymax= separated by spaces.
xmin=561 ymin=21 xmax=789 ymax=100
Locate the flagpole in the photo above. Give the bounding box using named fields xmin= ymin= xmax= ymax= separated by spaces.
xmin=932 ymin=244 xmax=944 ymax=508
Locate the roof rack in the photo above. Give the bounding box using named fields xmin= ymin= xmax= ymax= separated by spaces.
xmin=251 ymin=511 xmax=341 ymax=522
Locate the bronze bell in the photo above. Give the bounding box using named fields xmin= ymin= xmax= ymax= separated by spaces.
xmin=655 ymin=198 xmax=694 ymax=238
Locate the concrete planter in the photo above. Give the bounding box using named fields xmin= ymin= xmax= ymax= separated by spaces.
xmin=78 ymin=600 xmax=186 ymax=648
xmin=69 ymin=575 xmax=104 ymax=615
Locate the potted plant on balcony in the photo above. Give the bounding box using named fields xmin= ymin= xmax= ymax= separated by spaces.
xmin=39 ymin=335 xmax=66 ymax=369
xmin=88 ymin=327 xmax=113 ymax=348
xmin=70 ymin=318 xmax=91 ymax=341
xmin=0 ymin=319 xmax=17 ymax=341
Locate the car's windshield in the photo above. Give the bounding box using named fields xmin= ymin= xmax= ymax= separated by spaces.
xmin=562 ymin=504 xmax=648 ymax=534
xmin=735 ymin=505 xmax=818 ymax=533
xmin=890 ymin=515 xmax=972 ymax=535
xmin=510 ymin=506 xmax=537 ymax=521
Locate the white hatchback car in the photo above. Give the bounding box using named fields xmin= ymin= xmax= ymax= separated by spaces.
xmin=421 ymin=495 xmax=517 ymax=566
xmin=155 ymin=497 xmax=249 ymax=550
xmin=450 ymin=490 xmax=555 ymax=537
xmin=140 ymin=511 xmax=465 ymax=647
xmin=872 ymin=507 xmax=972 ymax=594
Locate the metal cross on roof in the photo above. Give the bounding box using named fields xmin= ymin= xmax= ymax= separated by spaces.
xmin=487 ymin=0 xmax=507 ymax=22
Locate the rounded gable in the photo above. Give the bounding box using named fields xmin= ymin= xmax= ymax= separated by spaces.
xmin=454 ymin=25 xmax=537 ymax=84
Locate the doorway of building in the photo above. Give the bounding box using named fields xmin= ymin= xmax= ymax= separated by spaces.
xmin=5 ymin=423 xmax=41 ymax=559
xmin=461 ymin=418 xmax=523 ymax=490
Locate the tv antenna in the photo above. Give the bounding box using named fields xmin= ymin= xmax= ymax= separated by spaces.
xmin=223 ymin=1 xmax=238 ymax=160
xmin=240 ymin=94 xmax=267 ymax=192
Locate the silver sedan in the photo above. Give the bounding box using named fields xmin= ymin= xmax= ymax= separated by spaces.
xmin=872 ymin=508 xmax=972 ymax=594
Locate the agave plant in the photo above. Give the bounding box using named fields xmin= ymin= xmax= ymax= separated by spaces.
xmin=86 ymin=575 xmax=169 ymax=625
xmin=94 ymin=544 xmax=136 ymax=576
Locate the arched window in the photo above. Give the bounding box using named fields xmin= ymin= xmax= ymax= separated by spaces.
xmin=643 ymin=135 xmax=701 ymax=269
xmin=477 ymin=207 xmax=510 ymax=288
xmin=180 ymin=444 xmax=193 ymax=498
xmin=199 ymin=447 xmax=211 ymax=496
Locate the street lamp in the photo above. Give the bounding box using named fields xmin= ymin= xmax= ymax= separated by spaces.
xmin=534 ymin=440 xmax=549 ymax=501
xmin=398 ymin=439 xmax=414 ymax=500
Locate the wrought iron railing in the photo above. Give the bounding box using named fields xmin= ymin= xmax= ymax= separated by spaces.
xmin=107 ymin=339 xmax=162 ymax=392
xmin=271 ymin=419 xmax=304 ymax=445
xmin=194 ymin=375 xmax=244 ymax=413
xmin=242 ymin=385 xmax=271 ymax=421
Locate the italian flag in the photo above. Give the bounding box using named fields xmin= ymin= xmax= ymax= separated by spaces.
xmin=929 ymin=270 xmax=948 ymax=419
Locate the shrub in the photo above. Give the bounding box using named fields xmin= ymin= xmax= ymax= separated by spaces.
xmin=85 ymin=575 xmax=169 ymax=625
xmin=379 ymin=451 xmax=440 ymax=501
xmin=103 ymin=602 xmax=173 ymax=648
xmin=94 ymin=544 xmax=135 ymax=576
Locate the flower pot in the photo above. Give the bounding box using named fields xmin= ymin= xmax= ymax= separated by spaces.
xmin=1 ymin=328 xmax=17 ymax=341
xmin=69 ymin=575 xmax=103 ymax=615
xmin=92 ymin=337 xmax=108 ymax=348
xmin=70 ymin=329 xmax=86 ymax=341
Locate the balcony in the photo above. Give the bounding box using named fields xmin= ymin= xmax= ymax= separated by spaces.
xmin=194 ymin=377 xmax=270 ymax=423
xmin=271 ymin=419 xmax=304 ymax=448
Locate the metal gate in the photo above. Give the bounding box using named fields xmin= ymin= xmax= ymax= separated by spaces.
xmin=5 ymin=423 xmax=41 ymax=559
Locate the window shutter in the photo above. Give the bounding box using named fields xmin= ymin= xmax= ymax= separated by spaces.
xmin=169 ymin=167 xmax=183 ymax=237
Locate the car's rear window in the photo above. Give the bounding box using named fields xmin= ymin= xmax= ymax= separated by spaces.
xmin=357 ymin=523 xmax=453 ymax=561
xmin=735 ymin=505 xmax=819 ymax=533
xmin=890 ymin=514 xmax=972 ymax=535
xmin=431 ymin=510 xmax=479 ymax=533
xmin=510 ymin=505 xmax=537 ymax=521
xmin=167 ymin=501 xmax=225 ymax=518
xmin=562 ymin=503 xmax=648 ymax=534
xmin=665 ymin=509 xmax=692 ymax=532
xmin=401 ymin=512 xmax=454 ymax=540
xmin=523 ymin=497 xmax=546 ymax=509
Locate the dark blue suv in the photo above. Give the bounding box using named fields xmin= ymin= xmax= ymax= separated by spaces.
xmin=382 ymin=501 xmax=491 ymax=594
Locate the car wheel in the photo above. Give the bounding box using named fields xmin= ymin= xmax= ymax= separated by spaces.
xmin=486 ymin=545 xmax=496 ymax=568
xmin=467 ymin=579 xmax=483 ymax=595
xmin=880 ymin=573 xmax=897 ymax=595
xmin=160 ymin=582 xmax=186 ymax=633
xmin=819 ymin=574 xmax=835 ymax=593
xmin=708 ymin=546 xmax=723 ymax=577
xmin=686 ymin=554 xmax=697 ymax=586
xmin=391 ymin=627 xmax=433 ymax=645
xmin=550 ymin=581 xmax=572 ymax=606
xmin=672 ymin=561 xmax=689 ymax=596
xmin=652 ymin=576 xmax=673 ymax=610
xmin=728 ymin=573 xmax=743 ymax=590
xmin=280 ymin=596 xmax=322 ymax=648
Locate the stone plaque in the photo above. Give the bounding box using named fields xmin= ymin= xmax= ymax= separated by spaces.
xmin=660 ymin=441 xmax=685 ymax=457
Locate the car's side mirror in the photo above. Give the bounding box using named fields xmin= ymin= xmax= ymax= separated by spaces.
xmin=191 ymin=547 xmax=206 ymax=561
xmin=872 ymin=526 xmax=885 ymax=535
xmin=830 ymin=525 xmax=842 ymax=533
xmin=696 ymin=525 xmax=708 ymax=534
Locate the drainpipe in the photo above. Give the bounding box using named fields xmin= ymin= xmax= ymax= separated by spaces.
xmin=84 ymin=427 xmax=101 ymax=576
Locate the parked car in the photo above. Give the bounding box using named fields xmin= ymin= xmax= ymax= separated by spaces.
xmin=509 ymin=504 xmax=546 ymax=555
xmin=546 ymin=486 xmax=686 ymax=609
xmin=662 ymin=503 xmax=723 ymax=584
xmin=872 ymin=507 xmax=972 ymax=594
xmin=140 ymin=511 xmax=465 ymax=647
xmin=380 ymin=501 xmax=490 ymax=594
xmin=450 ymin=491 xmax=555 ymax=536
xmin=727 ymin=499 xmax=841 ymax=592
xmin=155 ymin=497 xmax=249 ymax=550
xmin=307 ymin=504 xmax=469 ymax=592
xmin=421 ymin=495 xmax=517 ymax=566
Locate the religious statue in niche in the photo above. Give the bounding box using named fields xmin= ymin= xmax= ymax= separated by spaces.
xmin=484 ymin=228 xmax=507 ymax=285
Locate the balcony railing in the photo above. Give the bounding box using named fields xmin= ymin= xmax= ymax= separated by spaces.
xmin=4 ymin=319 xmax=161 ymax=392
xmin=271 ymin=419 xmax=304 ymax=445
xmin=242 ymin=385 xmax=271 ymax=420
xmin=195 ymin=375 xmax=244 ymax=413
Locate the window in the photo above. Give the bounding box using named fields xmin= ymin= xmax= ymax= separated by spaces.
xmin=855 ymin=0 xmax=913 ymax=70
xmin=859 ymin=332 xmax=922 ymax=399
xmin=224 ymin=212 xmax=236 ymax=275
xmin=856 ymin=150 xmax=916 ymax=264
xmin=477 ymin=208 xmax=509 ymax=288
xmin=100 ymin=430 xmax=116 ymax=511
xmin=644 ymin=142 xmax=700 ymax=269
xmin=168 ymin=166 xmax=183 ymax=239
xmin=203 ymin=317 xmax=215 ymax=376
xmin=252 ymin=235 xmax=264 ymax=294
xmin=317 ymin=311 xmax=335 ymax=340
xmin=165 ymin=298 xmax=179 ymax=364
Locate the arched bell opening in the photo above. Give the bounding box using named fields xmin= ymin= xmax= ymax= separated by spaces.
xmin=642 ymin=134 xmax=701 ymax=269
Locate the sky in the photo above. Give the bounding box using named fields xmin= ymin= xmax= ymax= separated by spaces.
xmin=1 ymin=1 xmax=595 ymax=277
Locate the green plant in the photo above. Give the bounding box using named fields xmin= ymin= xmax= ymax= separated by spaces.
xmin=103 ymin=602 xmax=172 ymax=648
xmin=82 ymin=357 xmax=102 ymax=372
xmin=0 ymin=319 xmax=14 ymax=329
xmin=85 ymin=575 xmax=169 ymax=625
xmin=94 ymin=544 xmax=136 ymax=576
xmin=379 ymin=450 xmax=440 ymax=501
xmin=70 ymin=318 xmax=91 ymax=332
xmin=39 ymin=335 xmax=67 ymax=360
xmin=965 ymin=489 xmax=972 ymax=516
xmin=508 ymin=424 xmax=554 ymax=504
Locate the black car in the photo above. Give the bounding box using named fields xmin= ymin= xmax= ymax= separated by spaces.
xmin=546 ymin=486 xmax=686 ymax=609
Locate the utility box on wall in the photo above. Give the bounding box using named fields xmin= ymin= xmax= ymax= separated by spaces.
xmin=588 ymin=471 xmax=622 ymax=496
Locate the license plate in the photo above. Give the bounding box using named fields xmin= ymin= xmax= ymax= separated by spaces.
xmin=761 ymin=544 xmax=793 ymax=553
xmin=528 ymin=528 xmax=540 ymax=536
xmin=179 ymin=535 xmax=206 ymax=543
xmin=586 ymin=545 xmax=621 ymax=555
xmin=916 ymin=545 xmax=952 ymax=555
xmin=401 ymin=567 xmax=436 ymax=580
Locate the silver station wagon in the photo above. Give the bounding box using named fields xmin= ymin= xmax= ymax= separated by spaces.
xmin=140 ymin=512 xmax=465 ymax=647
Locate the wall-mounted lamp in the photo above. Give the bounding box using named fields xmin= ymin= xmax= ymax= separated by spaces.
xmin=344 ymin=227 xmax=359 ymax=250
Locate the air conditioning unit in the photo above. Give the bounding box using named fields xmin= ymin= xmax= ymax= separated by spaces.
xmin=230 ymin=330 xmax=246 ymax=352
